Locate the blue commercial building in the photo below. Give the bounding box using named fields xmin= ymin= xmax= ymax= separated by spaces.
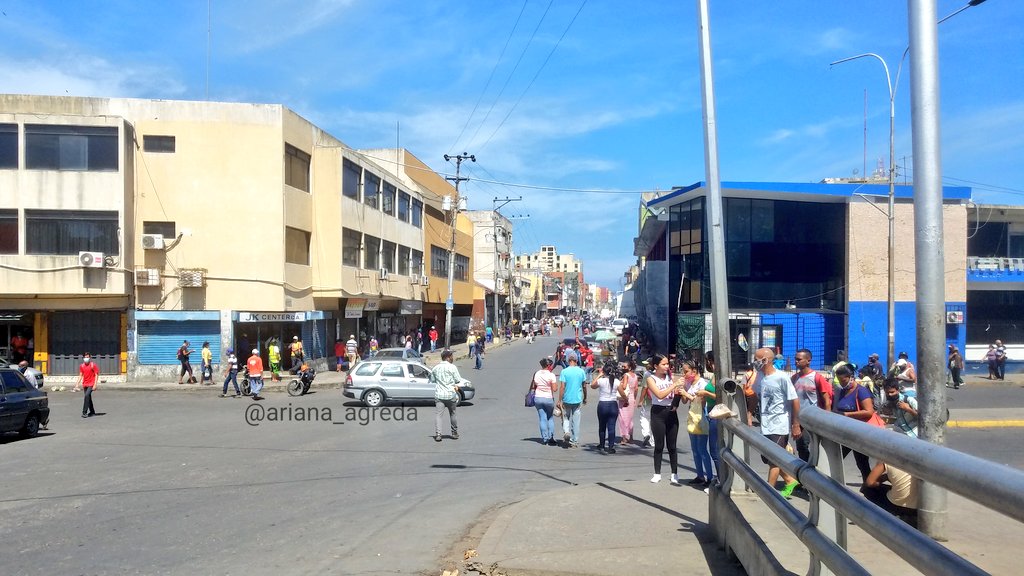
xmin=632 ymin=180 xmax=971 ymax=373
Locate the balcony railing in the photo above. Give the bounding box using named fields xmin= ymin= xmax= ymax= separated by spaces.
xmin=967 ymin=257 xmax=1024 ymax=282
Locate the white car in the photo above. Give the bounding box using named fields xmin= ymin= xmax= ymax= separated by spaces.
xmin=611 ymin=318 xmax=629 ymax=335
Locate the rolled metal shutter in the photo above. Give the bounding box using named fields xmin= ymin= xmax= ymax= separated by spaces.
xmin=137 ymin=320 xmax=220 ymax=365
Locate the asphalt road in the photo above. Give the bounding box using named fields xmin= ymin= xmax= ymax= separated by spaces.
xmin=3 ymin=335 xmax=1021 ymax=575
xmin=0 ymin=335 xmax=657 ymax=575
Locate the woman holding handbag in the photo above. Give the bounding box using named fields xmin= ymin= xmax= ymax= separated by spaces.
xmin=530 ymin=358 xmax=559 ymax=446
xmin=679 ymin=360 xmax=714 ymax=488
xmin=833 ymin=364 xmax=878 ymax=481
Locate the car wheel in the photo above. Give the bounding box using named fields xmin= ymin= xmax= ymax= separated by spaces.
xmin=21 ymin=413 xmax=40 ymax=438
xmin=363 ymin=389 xmax=385 ymax=408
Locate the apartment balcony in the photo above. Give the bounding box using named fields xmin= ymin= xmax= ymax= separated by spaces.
xmin=967 ymin=257 xmax=1024 ymax=284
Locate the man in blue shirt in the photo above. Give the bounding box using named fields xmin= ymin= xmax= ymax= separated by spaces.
xmin=558 ymin=356 xmax=588 ymax=448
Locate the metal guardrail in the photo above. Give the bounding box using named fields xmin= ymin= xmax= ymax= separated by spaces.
xmin=713 ymin=383 xmax=1024 ymax=576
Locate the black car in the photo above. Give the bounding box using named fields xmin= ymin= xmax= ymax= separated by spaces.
xmin=0 ymin=367 xmax=49 ymax=438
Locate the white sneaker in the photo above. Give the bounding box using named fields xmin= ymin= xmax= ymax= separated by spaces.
xmin=670 ymin=474 xmax=680 ymax=486
xmin=650 ymin=474 xmax=662 ymax=483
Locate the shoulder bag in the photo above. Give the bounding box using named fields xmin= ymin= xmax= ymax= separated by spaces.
xmin=525 ymin=376 xmax=536 ymax=408
xmin=855 ymin=385 xmax=886 ymax=428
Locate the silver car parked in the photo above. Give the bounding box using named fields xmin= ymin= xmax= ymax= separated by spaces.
xmin=342 ymin=359 xmax=474 ymax=407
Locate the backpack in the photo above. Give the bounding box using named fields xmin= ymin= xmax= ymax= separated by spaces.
xmin=177 ymin=347 xmax=185 ymax=361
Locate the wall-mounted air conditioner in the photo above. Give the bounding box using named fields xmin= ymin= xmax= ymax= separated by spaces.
xmin=379 ymin=268 xmax=389 ymax=281
xmin=79 ymin=251 xmax=105 ymax=268
xmin=420 ymin=275 xmax=429 ymax=286
xmin=142 ymin=234 xmax=165 ymax=250
xmin=410 ymin=274 xmax=419 ymax=285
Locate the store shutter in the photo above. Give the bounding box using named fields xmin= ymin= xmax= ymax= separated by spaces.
xmin=137 ymin=320 xmax=220 ymax=365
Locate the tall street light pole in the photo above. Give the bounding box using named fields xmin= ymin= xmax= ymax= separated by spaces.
xmin=443 ymin=153 xmax=474 ymax=350
xmin=831 ymin=53 xmax=897 ymax=370
xmin=830 ymin=0 xmax=987 ymax=372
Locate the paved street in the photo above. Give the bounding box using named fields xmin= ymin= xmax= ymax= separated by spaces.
xmin=3 ymin=336 xmax=1023 ymax=575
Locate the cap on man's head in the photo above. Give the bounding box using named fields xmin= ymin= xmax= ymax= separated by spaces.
xmin=251 ymin=348 xmax=259 ymax=355
xmin=293 ymin=335 xmax=299 ymax=340
xmin=898 ymin=351 xmax=909 ymax=359
xmin=869 ymin=353 xmax=879 ymax=359
xmin=226 ymin=347 xmax=234 ymax=354
xmin=349 ymin=334 xmax=355 ymax=339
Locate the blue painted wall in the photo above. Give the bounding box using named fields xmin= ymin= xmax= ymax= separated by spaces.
xmin=760 ymin=312 xmax=845 ymax=371
xmin=848 ymin=301 xmax=966 ymax=367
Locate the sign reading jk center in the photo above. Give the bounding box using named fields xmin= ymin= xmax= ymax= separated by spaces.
xmin=239 ymin=312 xmax=306 ymax=323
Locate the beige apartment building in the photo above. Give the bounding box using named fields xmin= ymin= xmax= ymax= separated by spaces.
xmin=0 ymin=95 xmax=475 ymax=379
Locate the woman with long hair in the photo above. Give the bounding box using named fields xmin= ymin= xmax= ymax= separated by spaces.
xmin=644 ymin=354 xmax=686 ymax=484
xmin=530 ymin=357 xmax=559 ymax=446
xmin=833 ymin=364 xmax=875 ymax=481
xmin=590 ymin=360 xmax=624 ymax=453
xmin=617 ymin=360 xmax=639 ymax=445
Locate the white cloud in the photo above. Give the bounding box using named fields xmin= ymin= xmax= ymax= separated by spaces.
xmin=225 ymin=0 xmax=359 ymax=54
xmin=0 ymin=56 xmax=185 ymax=99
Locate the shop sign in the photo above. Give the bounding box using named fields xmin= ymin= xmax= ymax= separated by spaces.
xmin=345 ymin=299 xmax=366 ymax=318
xmin=365 ymin=299 xmax=381 ymax=311
xmin=239 ymin=312 xmax=306 ymax=323
xmin=400 ymin=300 xmax=422 ymax=315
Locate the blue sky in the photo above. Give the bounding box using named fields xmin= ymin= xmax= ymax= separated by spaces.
xmin=1 ymin=1 xmax=1021 ymax=289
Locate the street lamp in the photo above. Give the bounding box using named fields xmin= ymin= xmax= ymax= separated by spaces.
xmin=830 ymin=0 xmax=987 ymax=370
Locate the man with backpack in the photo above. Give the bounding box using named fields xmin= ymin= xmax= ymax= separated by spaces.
xmin=177 ymin=340 xmax=195 ymax=384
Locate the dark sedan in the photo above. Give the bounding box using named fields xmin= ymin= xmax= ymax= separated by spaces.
xmin=0 ymin=368 xmax=49 ymax=438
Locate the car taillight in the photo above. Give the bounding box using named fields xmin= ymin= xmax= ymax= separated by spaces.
xmin=344 ymin=375 xmax=353 ymax=387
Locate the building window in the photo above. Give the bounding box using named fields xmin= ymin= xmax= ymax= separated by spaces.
xmin=343 ymin=159 xmax=361 ymax=199
xmin=342 ymin=228 xmax=361 ymax=266
xmin=381 ymin=183 xmax=396 ymax=216
xmin=397 ymin=245 xmax=410 ymax=275
xmin=285 ymin=143 xmax=310 ymax=192
xmin=398 ymin=192 xmax=410 ymax=222
xmin=0 ymin=124 xmax=16 ymax=169
xmin=143 ymin=135 xmax=176 ymax=153
xmin=25 ymin=124 xmax=118 ymax=171
xmin=381 ymin=240 xmax=396 ymax=273
xmin=26 ymin=209 xmax=118 ymax=255
xmin=285 ymin=226 xmax=310 ymax=265
xmin=142 ymin=221 xmax=176 ymax=238
xmin=0 ymin=209 xmax=17 ymax=254
xmin=411 ymin=249 xmax=423 ymax=277
xmin=431 ymin=245 xmax=449 ymax=278
xmin=454 ymin=254 xmax=469 ymax=281
xmin=364 ymin=172 xmax=380 ymax=209
xmin=363 ymin=235 xmax=380 ymax=270
xmin=411 ymin=199 xmax=423 ymax=228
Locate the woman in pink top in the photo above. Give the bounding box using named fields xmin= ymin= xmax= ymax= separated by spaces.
xmin=617 ymin=360 xmax=639 ymax=444
xmin=529 ymin=358 xmax=560 ymax=446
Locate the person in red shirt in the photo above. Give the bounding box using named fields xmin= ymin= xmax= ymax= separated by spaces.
xmin=428 ymin=327 xmax=439 ymax=352
xmin=334 ymin=339 xmax=346 ymax=372
xmin=247 ymin=348 xmax=265 ymax=401
xmin=791 ymin=348 xmax=833 ymax=463
xmin=77 ymin=352 xmax=100 ymax=418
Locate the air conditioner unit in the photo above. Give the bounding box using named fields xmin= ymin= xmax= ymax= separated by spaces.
xmin=379 ymin=268 xmax=389 ymax=281
xmin=410 ymin=274 xmax=419 ymax=285
xmin=135 ymin=268 xmax=161 ymax=286
xmin=420 ymin=274 xmax=429 ymax=286
xmin=79 ymin=251 xmax=105 ymax=268
xmin=946 ymin=311 xmax=964 ymax=324
xmin=141 ymin=234 xmax=165 ymax=250
xmin=178 ymin=268 xmax=206 ymax=288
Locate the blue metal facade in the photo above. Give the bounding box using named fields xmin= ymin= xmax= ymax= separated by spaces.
xmin=847 ymin=301 xmax=966 ymax=368
xmin=135 ymin=311 xmax=221 ymax=365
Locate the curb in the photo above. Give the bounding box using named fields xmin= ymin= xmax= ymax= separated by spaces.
xmin=948 ymin=420 xmax=1024 ymax=428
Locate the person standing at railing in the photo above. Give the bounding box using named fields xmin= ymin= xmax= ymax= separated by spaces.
xmin=791 ymin=349 xmax=833 ymax=463
xmin=752 ymin=347 xmax=801 ymax=499
xmin=833 ymin=365 xmax=875 ymax=481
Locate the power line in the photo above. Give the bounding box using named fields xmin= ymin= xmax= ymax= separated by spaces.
xmin=449 ymin=0 xmax=529 ymax=155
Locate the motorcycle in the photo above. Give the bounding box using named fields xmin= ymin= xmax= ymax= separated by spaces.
xmin=287 ymin=365 xmax=316 ymax=396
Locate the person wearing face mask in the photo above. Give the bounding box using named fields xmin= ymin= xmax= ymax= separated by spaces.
xmin=882 ymin=379 xmax=918 ymax=437
xmin=833 ymin=364 xmax=875 ymax=480
xmin=77 ymin=353 xmax=100 ymax=418
xmin=752 ymin=347 xmax=801 ymax=499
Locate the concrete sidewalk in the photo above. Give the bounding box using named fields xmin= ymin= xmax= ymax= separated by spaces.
xmin=42 ymin=337 xmax=509 ymax=392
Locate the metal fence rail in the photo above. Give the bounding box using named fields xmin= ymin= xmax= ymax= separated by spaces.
xmin=712 ymin=392 xmax=1024 ymax=576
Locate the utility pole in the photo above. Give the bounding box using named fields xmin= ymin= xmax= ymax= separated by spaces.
xmin=492 ymin=197 xmax=521 ymax=336
xmin=443 ymin=152 xmax=474 ymax=350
